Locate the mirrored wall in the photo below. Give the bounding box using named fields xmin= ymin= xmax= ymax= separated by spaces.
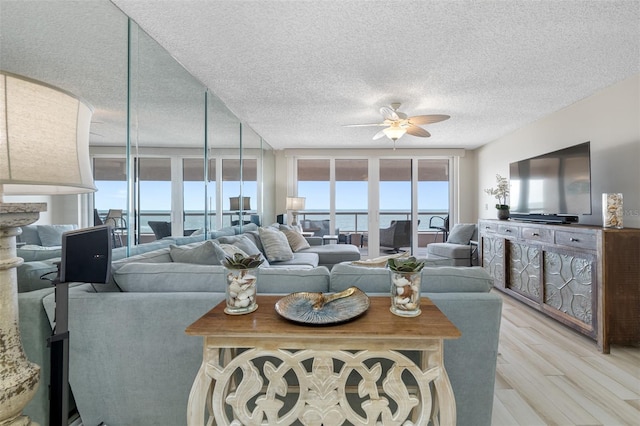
xmin=1 ymin=0 xmax=275 ymax=251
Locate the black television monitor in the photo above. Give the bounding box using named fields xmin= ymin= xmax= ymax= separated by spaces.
xmin=60 ymin=225 xmax=112 ymax=284
xmin=510 ymin=142 xmax=592 ymax=218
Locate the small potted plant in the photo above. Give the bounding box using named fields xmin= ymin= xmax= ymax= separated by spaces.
xmin=222 ymin=253 xmax=264 ymax=315
xmin=484 ymin=174 xmax=510 ymax=220
xmin=387 ymin=257 xmax=426 ymax=317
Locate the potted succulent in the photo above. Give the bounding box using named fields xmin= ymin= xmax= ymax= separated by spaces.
xmin=222 ymin=253 xmax=264 ymax=315
xmin=484 ymin=174 xmax=510 ymax=220
xmin=387 ymin=257 xmax=426 ymax=317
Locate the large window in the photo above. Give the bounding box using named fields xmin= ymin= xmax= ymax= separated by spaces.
xmin=336 ymin=159 xmax=368 ymax=232
xmin=294 ymin=156 xmax=451 ymax=256
xmin=183 ymin=158 xmax=207 ymax=233
xmin=93 ymin=158 xmax=127 ymax=215
xmin=379 ymin=159 xmax=412 ymax=228
xmin=223 ymin=158 xmax=257 ymax=227
xmin=297 ymin=159 xmax=330 ymax=221
xmin=137 ymin=158 xmax=171 ymax=236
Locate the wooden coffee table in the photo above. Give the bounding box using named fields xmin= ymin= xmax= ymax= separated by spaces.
xmin=186 ymin=296 xmax=460 ymax=425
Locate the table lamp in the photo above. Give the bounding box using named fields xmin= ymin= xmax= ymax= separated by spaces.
xmin=0 ymin=71 xmax=95 ymax=425
xmin=285 ymin=196 xmax=306 ymax=231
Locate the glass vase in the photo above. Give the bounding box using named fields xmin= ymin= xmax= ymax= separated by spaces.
xmin=224 ymin=268 xmax=258 ymax=315
xmin=602 ymin=193 xmax=623 ymax=228
xmin=390 ymin=270 xmax=422 ymax=317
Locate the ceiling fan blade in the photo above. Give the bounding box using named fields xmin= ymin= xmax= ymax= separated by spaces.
xmin=406 ymin=125 xmax=431 ymax=137
xmin=373 ymin=129 xmax=387 ymax=140
xmin=408 ymin=114 xmax=450 ymax=125
xmin=380 ymin=106 xmax=399 ymax=121
xmin=343 ymin=123 xmax=387 ymax=127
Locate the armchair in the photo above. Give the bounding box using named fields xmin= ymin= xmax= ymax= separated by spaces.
xmin=426 ymin=223 xmax=478 ymax=266
xmin=379 ymin=220 xmax=417 ymax=253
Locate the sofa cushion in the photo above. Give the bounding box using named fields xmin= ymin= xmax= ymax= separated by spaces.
xmin=111 ymin=247 xmax=173 ymax=272
xmin=300 ymin=244 xmax=360 ymax=267
xmin=447 ymin=223 xmax=476 ymax=245
xmin=427 ymin=243 xmax=471 ymax=259
xmin=17 ymin=246 xmax=62 ymax=262
xmin=282 ymin=228 xmax=311 ymax=252
xmin=330 ymin=264 xmax=492 ymax=293
xmin=19 ymin=225 xmax=42 ymax=245
xmin=267 ymin=252 xmax=319 ymax=268
xmin=113 ymin=263 xmax=227 ymax=292
xmin=169 ymin=241 xmax=219 ymax=265
xmin=111 ymin=262 xmax=330 ymax=293
xmin=258 ymin=227 xmax=294 ymax=262
xmin=37 ymin=224 xmax=77 ymax=247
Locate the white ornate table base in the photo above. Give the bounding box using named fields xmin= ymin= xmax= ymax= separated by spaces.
xmin=189 ymin=346 xmax=454 ymax=426
xmin=186 ymin=296 xmax=459 ymax=426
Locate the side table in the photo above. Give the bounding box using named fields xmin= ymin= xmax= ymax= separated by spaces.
xmin=186 ymin=296 xmax=460 ymax=425
xmin=321 ymin=234 xmax=339 ymax=245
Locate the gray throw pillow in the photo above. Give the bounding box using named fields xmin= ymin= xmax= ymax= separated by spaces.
xmin=20 ymin=225 xmax=42 ymax=245
xmin=37 ymin=224 xmax=77 ymax=247
xmin=447 ymin=224 xmax=476 ymax=245
xmin=216 ymin=234 xmax=269 ymax=265
xmin=258 ymin=227 xmax=294 ymax=262
xmin=169 ymin=240 xmax=220 ymax=265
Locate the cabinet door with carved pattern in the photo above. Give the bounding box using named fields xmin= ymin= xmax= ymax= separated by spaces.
xmin=481 ymin=235 xmax=505 ymax=289
xmin=542 ymin=248 xmax=597 ymax=337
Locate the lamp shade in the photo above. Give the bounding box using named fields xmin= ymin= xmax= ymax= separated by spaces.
xmin=0 ymin=71 xmax=96 ymax=196
xmin=229 ymin=196 xmax=251 ymax=211
xmin=383 ymin=125 xmax=407 ymax=141
xmin=286 ymin=196 xmax=305 ymax=211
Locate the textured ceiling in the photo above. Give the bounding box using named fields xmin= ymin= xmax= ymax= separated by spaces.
xmin=110 ymin=0 xmax=640 ymax=150
xmin=2 ymin=1 xmax=638 ymax=151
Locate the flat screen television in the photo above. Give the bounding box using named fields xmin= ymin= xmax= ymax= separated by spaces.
xmin=509 ymin=142 xmax=592 ymax=222
xmin=60 ymin=225 xmax=112 ymax=284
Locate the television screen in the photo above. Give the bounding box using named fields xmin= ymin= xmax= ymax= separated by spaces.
xmin=60 ymin=225 xmax=112 ymax=284
xmin=510 ymin=142 xmax=592 ymax=215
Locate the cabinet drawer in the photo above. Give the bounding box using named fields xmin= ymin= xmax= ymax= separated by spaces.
xmin=521 ymin=227 xmax=554 ymax=243
xmin=480 ymin=222 xmax=499 ymax=233
xmin=555 ymin=230 xmax=597 ymax=250
xmin=497 ymin=224 xmax=520 ymax=237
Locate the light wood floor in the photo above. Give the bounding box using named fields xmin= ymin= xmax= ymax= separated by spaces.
xmin=492 ymin=291 xmax=640 ymax=426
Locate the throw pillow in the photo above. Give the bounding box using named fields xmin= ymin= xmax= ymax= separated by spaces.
xmin=447 ymin=224 xmax=476 ymax=245
xmin=213 ymin=242 xmax=249 ymax=262
xmin=282 ymin=228 xmax=311 ymax=252
xmin=37 ymin=224 xmax=77 ymax=247
xmin=258 ymin=227 xmax=294 ymax=262
xmin=216 ymin=235 xmax=260 ymax=256
xmin=169 ymin=240 xmax=219 ymax=265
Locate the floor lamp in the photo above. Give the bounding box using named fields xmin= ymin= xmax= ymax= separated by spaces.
xmin=0 ymin=71 xmax=96 ymax=426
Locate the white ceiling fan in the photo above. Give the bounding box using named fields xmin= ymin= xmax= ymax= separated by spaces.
xmin=345 ymin=103 xmax=450 ymax=145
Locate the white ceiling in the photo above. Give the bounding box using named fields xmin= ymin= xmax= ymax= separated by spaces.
xmin=2 ymin=1 xmax=638 ymax=151
xmin=110 ymin=0 xmax=640 ymax=150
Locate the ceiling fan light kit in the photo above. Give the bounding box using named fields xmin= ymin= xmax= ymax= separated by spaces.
xmin=345 ymin=103 xmax=450 ymax=147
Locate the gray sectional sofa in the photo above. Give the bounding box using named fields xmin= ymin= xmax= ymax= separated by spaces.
xmin=17 ymin=226 xmax=501 ymax=426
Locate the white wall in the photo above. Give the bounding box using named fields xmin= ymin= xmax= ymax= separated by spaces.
xmin=475 ymin=73 xmax=640 ymax=228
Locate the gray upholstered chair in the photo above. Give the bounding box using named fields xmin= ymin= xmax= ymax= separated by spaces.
xmin=426 ymin=223 xmax=478 ymax=266
xmin=379 ymin=220 xmax=416 ymax=253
